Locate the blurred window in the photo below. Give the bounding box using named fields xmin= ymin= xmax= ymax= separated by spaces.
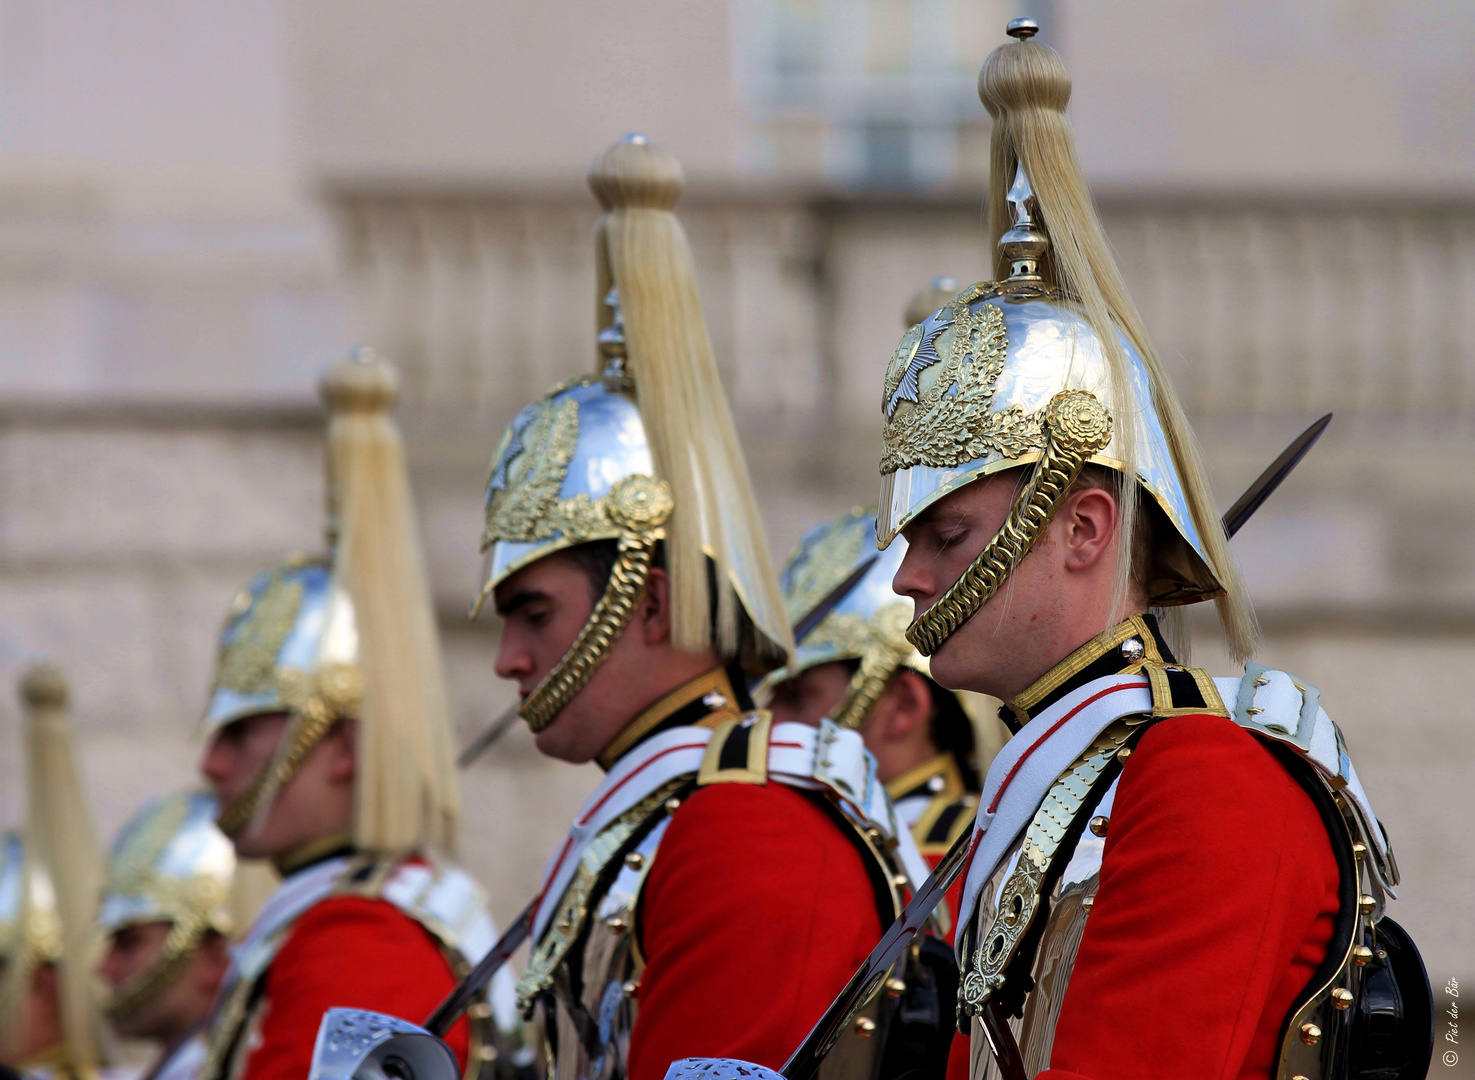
xmin=734 ymin=0 xmax=1055 ymax=189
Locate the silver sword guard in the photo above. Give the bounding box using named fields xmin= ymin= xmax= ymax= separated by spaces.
xmin=663 ymin=1058 xmax=786 ymax=1080
xmin=309 ymin=1008 xmax=462 ymax=1080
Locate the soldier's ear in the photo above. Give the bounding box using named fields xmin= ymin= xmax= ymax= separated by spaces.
xmin=639 ymin=567 xmax=673 ymax=647
xmin=1058 ymin=485 xmax=1118 ymax=573
xmin=876 ymin=669 xmax=932 ymax=741
xmin=324 ymin=718 xmax=358 ymax=784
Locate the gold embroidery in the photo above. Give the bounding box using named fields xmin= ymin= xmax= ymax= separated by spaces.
xmin=880 ymin=301 xmax=1043 ymax=476
xmin=959 ymin=714 xmax=1145 ymax=1015
xmin=906 ymin=391 xmax=1112 ymax=655
xmin=214 ymin=573 xmax=303 ymax=695
xmin=515 ymin=779 xmax=687 ymax=1014
xmin=483 ymin=395 xmax=583 ymax=545
xmin=783 ymin=519 xmax=865 ymax=627
xmin=831 ymin=603 xmax=914 ymax=730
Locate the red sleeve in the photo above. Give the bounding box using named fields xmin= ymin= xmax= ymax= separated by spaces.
xmin=625 ymin=782 xmax=883 ymax=1080
xmin=930 ymin=854 xmax=970 ymax=1080
xmin=239 ymin=896 xmax=470 ymax=1080
xmin=1041 ymin=715 xmax=1341 ymax=1080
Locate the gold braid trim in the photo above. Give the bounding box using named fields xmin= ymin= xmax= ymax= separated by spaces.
xmin=907 ymin=391 xmax=1113 ymax=656
xmin=518 ymin=475 xmax=674 ymax=734
xmin=102 ymin=916 xmax=205 ymax=1022
xmin=215 ymin=708 xmax=339 ymax=839
xmin=832 ymin=636 xmax=912 ymax=732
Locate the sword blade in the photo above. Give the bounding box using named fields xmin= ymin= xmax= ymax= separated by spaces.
xmin=779 ymin=827 xmax=974 ymax=1080
xmin=792 ymin=556 xmax=879 ymax=644
xmin=456 ymin=702 xmax=523 ymax=769
xmin=1221 ymin=413 xmax=1331 ymax=539
xmin=423 ymin=898 xmax=536 ymax=1036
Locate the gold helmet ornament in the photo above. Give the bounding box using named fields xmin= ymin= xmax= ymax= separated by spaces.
xmin=1 ymin=665 xmax=104 ymax=1077
xmin=94 ymin=792 xmax=235 ymax=1023
xmin=204 ymin=351 xmax=459 ymax=858
xmin=475 ymin=134 xmax=793 ymax=733
xmin=877 ymin=22 xmax=1255 ymax=661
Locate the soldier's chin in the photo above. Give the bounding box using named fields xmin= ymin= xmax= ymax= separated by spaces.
xmin=530 ymin=704 xmax=599 ymax=764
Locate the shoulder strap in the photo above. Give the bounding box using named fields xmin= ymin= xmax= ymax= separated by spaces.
xmin=697 ymin=712 xmax=772 ymax=786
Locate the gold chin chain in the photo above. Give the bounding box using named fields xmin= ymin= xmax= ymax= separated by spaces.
xmin=103 ymin=915 xmax=206 ymax=1022
xmin=215 ymin=709 xmax=339 ymax=840
xmin=518 ymin=475 xmax=675 ymax=734
xmin=831 ymin=607 xmax=914 ymax=731
xmin=907 ymin=390 xmax=1113 ymax=656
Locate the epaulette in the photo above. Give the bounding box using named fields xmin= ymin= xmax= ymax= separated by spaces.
xmin=696 ymin=712 xmax=772 ymax=786
xmin=334 ymin=855 xmax=498 ymax=961
xmin=1215 ymin=664 xmax=1399 ymax=902
xmin=916 ymin=795 xmax=977 ymax=856
xmin=1140 ymin=660 xmax=1230 ymax=718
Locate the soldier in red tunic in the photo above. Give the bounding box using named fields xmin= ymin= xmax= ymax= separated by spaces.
xmin=465 ymin=134 xmax=931 ymax=1080
xmin=869 ymin=22 xmax=1426 ymax=1080
xmin=194 ymin=353 xmax=517 ymax=1080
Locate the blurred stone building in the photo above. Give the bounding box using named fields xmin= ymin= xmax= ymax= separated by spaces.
xmin=2 ymin=0 xmax=1473 ymax=1001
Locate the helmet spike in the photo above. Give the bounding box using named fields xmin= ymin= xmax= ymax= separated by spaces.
xmin=999 ymin=162 xmax=1049 ymax=282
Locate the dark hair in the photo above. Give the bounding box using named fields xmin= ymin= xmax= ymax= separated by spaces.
xmin=925 ymin=677 xmax=981 ymax=792
xmin=556 ymin=539 xmax=771 ymax=675
xmin=559 ymin=539 xmax=625 ymax=604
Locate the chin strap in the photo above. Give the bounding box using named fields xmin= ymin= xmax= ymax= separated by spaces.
xmin=103 ymin=916 xmax=208 ymax=1022
xmin=830 ymin=605 xmax=913 ymax=731
xmin=518 ymin=475 xmax=674 ymax=734
xmin=907 ymin=391 xmax=1113 ymax=656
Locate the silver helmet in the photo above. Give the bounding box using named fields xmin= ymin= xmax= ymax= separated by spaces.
xmin=876 ymin=26 xmax=1251 ymax=661
xmin=475 ymin=135 xmax=792 ymax=735
xmin=768 ymin=510 xmax=920 ymax=729
xmin=203 ymin=557 xmax=362 ymax=838
xmin=95 ymin=791 xmax=235 ymax=1021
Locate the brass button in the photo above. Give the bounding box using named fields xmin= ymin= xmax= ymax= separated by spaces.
xmin=606 ymin=916 xmax=628 ymax=935
xmin=468 ymin=1001 xmax=492 ymax=1019
xmin=664 ymin=798 xmax=682 ymax=814
xmin=1331 ymin=988 xmax=1354 ymax=1010
xmin=1357 ymin=894 xmax=1376 ymax=914
xmin=1117 ymin=746 xmax=1132 ymax=760
xmin=625 ymin=852 xmax=646 ymax=871
xmin=885 ymin=977 xmax=906 ymax=998
xmin=1080 ymin=896 xmax=1095 ymax=910
xmin=1300 ymin=1023 xmax=1321 ymax=1045
xmin=1353 ymin=945 xmax=1374 ymax=965
xmin=478 ymin=1046 xmax=499 ymax=1062
xmin=854 ymin=1017 xmax=876 ymax=1037
xmin=891 ymin=873 xmax=909 ymax=887
xmin=622 ymin=980 xmax=640 ymax=997
xmin=1088 ymin=816 xmax=1109 ymax=838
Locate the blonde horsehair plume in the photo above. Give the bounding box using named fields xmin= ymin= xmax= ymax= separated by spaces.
xmin=588 ymin=135 xmax=793 ymax=672
xmin=227 ymin=859 xmax=279 ymax=935
xmin=322 ymin=352 xmax=460 ymax=856
xmin=19 ymin=664 xmax=104 ymax=1074
xmin=978 ymin=36 xmax=1257 ymax=661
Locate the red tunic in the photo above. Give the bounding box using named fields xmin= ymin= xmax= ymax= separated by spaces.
xmin=238 ymin=895 xmax=470 ymax=1080
xmin=1042 ymin=714 xmax=1341 ymax=1080
xmin=626 ymin=781 xmax=884 ymax=1080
